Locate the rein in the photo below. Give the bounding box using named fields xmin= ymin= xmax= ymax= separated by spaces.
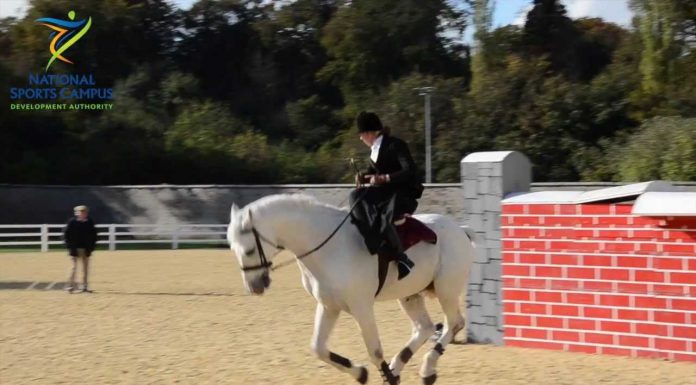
xmin=240 ymin=190 xmax=366 ymax=272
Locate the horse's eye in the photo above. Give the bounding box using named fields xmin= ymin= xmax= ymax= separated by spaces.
xmin=239 ymin=227 xmax=252 ymax=235
xmin=244 ymin=247 xmax=255 ymax=257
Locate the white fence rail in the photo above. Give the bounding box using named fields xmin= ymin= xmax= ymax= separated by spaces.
xmin=0 ymin=224 xmax=228 ymax=251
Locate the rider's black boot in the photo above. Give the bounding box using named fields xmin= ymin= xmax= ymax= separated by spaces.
xmin=382 ymin=222 xmax=414 ymax=280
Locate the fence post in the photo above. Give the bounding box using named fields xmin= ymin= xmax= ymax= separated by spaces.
xmin=172 ymin=225 xmax=179 ymax=250
xmin=40 ymin=224 xmax=49 ymax=252
xmin=108 ymin=225 xmax=116 ymax=251
xmin=461 ymin=151 xmax=531 ymax=344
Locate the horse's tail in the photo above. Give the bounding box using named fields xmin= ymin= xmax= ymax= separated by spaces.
xmin=460 ymin=225 xmax=477 ymax=249
xmin=457 ymin=225 xmax=478 ymax=343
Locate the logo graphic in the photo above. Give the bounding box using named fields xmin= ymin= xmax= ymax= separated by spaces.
xmin=36 ymin=10 xmax=92 ymax=72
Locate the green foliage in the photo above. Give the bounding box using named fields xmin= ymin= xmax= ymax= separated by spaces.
xmin=164 ymin=101 xmax=271 ymax=182
xmin=522 ymin=0 xmax=582 ymax=79
xmin=319 ymin=0 xmax=469 ymax=101
xmin=1 ymin=0 xmax=694 ymax=185
xmin=286 ymin=95 xmax=342 ymax=150
xmin=635 ymin=0 xmax=680 ymax=94
xmin=611 ymin=117 xmax=696 ymax=181
xmin=167 ymin=101 xmax=250 ymax=152
xmin=445 ymin=16 xmax=640 ymax=182
xmin=630 ymin=0 xmax=696 ymax=118
xmin=470 ymin=0 xmax=494 ymax=93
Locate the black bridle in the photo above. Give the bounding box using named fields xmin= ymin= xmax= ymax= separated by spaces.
xmin=239 ymin=224 xmax=278 ymax=272
xmin=238 ymin=191 xmax=365 ymax=273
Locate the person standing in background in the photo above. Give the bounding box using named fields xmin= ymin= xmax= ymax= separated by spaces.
xmin=63 ymin=205 xmax=97 ymax=293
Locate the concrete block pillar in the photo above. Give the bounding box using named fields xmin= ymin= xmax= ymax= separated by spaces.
xmin=461 ymin=151 xmax=531 ymax=344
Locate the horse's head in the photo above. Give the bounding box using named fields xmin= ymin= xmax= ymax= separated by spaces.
xmin=227 ymin=204 xmax=277 ymax=295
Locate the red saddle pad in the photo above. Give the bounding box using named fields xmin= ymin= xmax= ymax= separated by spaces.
xmin=374 ymin=216 xmax=438 ymax=296
xmin=397 ymin=216 xmax=438 ymax=250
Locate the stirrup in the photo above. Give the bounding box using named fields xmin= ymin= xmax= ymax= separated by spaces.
xmin=396 ymin=255 xmax=414 ymax=280
xmin=397 ymin=260 xmax=412 ymax=280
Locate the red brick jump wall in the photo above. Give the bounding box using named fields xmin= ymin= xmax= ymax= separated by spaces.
xmin=501 ymin=202 xmax=696 ymax=361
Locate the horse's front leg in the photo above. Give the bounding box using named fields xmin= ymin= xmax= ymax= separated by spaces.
xmin=353 ymin=305 xmax=400 ymax=385
xmin=311 ymin=304 xmax=368 ymax=384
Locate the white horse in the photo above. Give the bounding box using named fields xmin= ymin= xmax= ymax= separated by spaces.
xmin=227 ymin=194 xmax=475 ymax=385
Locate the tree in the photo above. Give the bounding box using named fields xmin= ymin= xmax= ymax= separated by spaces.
xmin=253 ymin=0 xmax=343 ymax=140
xmin=1 ymin=0 xmax=691 ymax=185
xmin=7 ymin=0 xmax=179 ymax=81
xmin=165 ymin=100 xmax=269 ymax=183
xmin=633 ymin=0 xmax=681 ymax=94
xmin=177 ymin=0 xmax=262 ymax=107
xmin=523 ymin=0 xmax=582 ymax=80
xmin=319 ymin=0 xmax=469 ymax=102
xmin=178 ymin=0 xmax=339 ymax=140
xmin=470 ymin=0 xmax=494 ymax=93
xmin=574 ymin=18 xmax=629 ymax=81
xmin=630 ymin=0 xmax=696 ymax=117
xmin=609 ymin=117 xmax=696 ymax=181
xmin=286 ymin=95 xmax=342 ymax=150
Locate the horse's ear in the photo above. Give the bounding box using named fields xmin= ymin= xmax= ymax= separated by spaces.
xmin=240 ymin=209 xmax=252 ymax=230
xmin=230 ymin=204 xmax=239 ymax=221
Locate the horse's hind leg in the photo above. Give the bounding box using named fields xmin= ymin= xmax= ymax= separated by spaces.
xmin=419 ymin=291 xmax=466 ymax=385
xmin=311 ymin=304 xmax=369 ymax=384
xmin=389 ymin=294 xmax=436 ymax=377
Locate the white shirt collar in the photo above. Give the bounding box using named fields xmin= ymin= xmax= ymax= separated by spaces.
xmin=370 ymin=135 xmax=384 ymax=162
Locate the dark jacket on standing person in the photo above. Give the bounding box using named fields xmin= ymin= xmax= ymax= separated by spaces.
xmin=63 ymin=218 xmax=98 ymax=257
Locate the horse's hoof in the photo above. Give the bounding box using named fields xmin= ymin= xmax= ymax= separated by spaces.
xmin=357 ymin=366 xmax=368 ymax=384
xmin=380 ymin=374 xmax=400 ymax=385
xmin=422 ymin=373 xmax=437 ymax=385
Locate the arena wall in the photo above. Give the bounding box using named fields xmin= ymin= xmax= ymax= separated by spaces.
xmin=1 ymin=182 xmax=693 ymax=226
xmin=2 ymin=153 xmax=695 ymax=354
xmin=501 ymin=193 xmax=696 ymax=361
xmin=0 ymin=184 xmax=463 ymax=225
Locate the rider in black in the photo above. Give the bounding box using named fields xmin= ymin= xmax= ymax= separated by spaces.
xmin=349 ymin=111 xmax=424 ymax=280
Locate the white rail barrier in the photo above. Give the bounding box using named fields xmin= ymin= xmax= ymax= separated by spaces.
xmin=0 ymin=224 xmax=228 ymax=251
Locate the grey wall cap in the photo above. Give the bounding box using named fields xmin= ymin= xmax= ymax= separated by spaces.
xmin=503 ymin=191 xmax=583 ymax=204
xmin=461 ymin=151 xmax=515 ymax=163
xmin=575 ymin=181 xmax=674 ymax=204
xmin=633 ymin=192 xmax=696 ymax=216
xmin=503 ymin=182 xmax=679 ymax=205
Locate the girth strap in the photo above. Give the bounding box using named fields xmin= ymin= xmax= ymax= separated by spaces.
xmin=375 ymin=254 xmax=389 ymax=296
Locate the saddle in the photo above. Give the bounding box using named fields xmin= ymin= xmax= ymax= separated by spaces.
xmin=395 ymin=216 xmax=438 ymax=248
xmin=375 ymin=216 xmax=437 ymax=296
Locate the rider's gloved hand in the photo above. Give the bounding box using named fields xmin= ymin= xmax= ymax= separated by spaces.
xmin=369 ymin=174 xmax=389 ymax=185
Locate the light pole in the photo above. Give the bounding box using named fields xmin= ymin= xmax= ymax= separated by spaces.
xmin=415 ymin=87 xmax=435 ymax=183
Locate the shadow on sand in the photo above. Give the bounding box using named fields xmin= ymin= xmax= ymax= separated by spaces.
xmin=98 ymin=290 xmax=237 ymax=297
xmin=0 ymin=281 xmax=237 ymax=297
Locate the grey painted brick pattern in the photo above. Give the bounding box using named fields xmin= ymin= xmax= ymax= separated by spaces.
xmin=461 ymin=152 xmax=531 ymax=345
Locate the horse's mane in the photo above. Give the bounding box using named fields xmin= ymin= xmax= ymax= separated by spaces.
xmin=248 ymin=193 xmax=348 ymax=219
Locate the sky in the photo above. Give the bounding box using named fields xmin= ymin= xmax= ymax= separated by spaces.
xmin=0 ymin=0 xmax=634 ymax=29
xmin=501 ymin=0 xmax=634 ymax=27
